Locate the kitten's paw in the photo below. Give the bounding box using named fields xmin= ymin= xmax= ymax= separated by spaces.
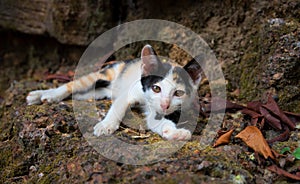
xmin=40 ymin=89 xmax=64 ymax=103
xmin=26 ymin=90 xmax=48 ymax=105
xmin=93 ymin=120 xmax=119 ymax=136
xmin=26 ymin=87 xmax=68 ymax=105
xmin=162 ymin=126 xmax=191 ymax=141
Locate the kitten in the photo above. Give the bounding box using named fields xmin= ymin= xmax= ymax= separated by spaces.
xmin=26 ymin=45 xmax=202 ymax=140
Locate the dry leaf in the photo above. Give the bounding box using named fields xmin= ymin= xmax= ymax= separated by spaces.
xmin=263 ymin=95 xmax=295 ymax=130
xmin=284 ymin=111 xmax=300 ymax=124
xmin=235 ymin=126 xmax=274 ymax=159
xmin=213 ymin=129 xmax=234 ymax=147
xmin=259 ymin=107 xmax=282 ymax=130
xmin=247 ymin=101 xmax=263 ymax=113
xmin=241 ymin=108 xmax=262 ymax=118
xmin=268 ymin=165 xmax=300 ymax=181
xmin=267 ymin=129 xmax=290 ymax=144
xmin=131 ymin=134 xmax=151 ymax=139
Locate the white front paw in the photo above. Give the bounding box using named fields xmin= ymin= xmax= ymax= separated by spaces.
xmin=93 ymin=119 xmax=119 ymax=136
xmin=26 ymin=87 xmax=67 ymax=105
xmin=162 ymin=126 xmax=191 ymax=141
xmin=27 ymin=89 xmax=58 ymax=105
xmin=26 ymin=90 xmax=45 ymax=105
xmin=40 ymin=89 xmax=63 ymax=103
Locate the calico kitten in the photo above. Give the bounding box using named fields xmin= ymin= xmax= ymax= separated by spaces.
xmin=27 ymin=45 xmax=202 ymax=140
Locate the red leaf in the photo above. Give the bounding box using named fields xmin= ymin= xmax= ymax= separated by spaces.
xmin=263 ymin=95 xmax=295 ymax=130
xmin=259 ymin=107 xmax=282 ymax=130
xmin=45 ymin=74 xmax=72 ymax=82
xmin=267 ymin=128 xmax=290 ymax=144
xmin=247 ymin=101 xmax=263 ymax=113
xmin=284 ymin=111 xmax=300 ymax=124
xmin=241 ymin=108 xmax=262 ymax=119
xmin=268 ymin=165 xmax=300 ymax=180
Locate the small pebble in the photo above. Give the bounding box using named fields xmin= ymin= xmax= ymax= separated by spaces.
xmin=268 ymin=18 xmax=285 ymax=26
xmin=29 ymin=165 xmax=37 ymax=172
xmin=38 ymin=173 xmax=44 ymax=178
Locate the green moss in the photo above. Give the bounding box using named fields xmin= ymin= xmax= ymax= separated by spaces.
xmin=278 ymin=86 xmax=300 ymax=112
xmin=239 ymin=52 xmax=262 ymax=101
xmin=235 ymin=19 xmax=300 ymax=110
xmin=0 ymin=146 xmax=13 ymax=182
xmin=38 ymin=173 xmax=60 ymax=184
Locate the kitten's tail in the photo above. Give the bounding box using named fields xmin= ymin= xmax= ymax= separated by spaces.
xmin=66 ymin=62 xmax=123 ymax=93
xmin=26 ymin=62 xmax=123 ymax=105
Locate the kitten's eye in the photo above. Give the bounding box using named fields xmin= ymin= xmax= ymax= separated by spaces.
xmin=174 ymin=90 xmax=185 ymax=97
xmin=151 ymin=85 xmax=161 ymax=93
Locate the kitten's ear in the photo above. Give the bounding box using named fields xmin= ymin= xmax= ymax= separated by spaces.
xmin=184 ymin=56 xmax=203 ymax=86
xmin=141 ymin=45 xmax=161 ymax=76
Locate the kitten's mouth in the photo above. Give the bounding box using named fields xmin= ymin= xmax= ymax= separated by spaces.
xmin=160 ymin=105 xmax=181 ymax=115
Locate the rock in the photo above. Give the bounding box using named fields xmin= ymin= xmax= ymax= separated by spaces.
xmin=0 ymin=0 xmax=114 ymax=45
xmin=238 ymin=18 xmax=300 ymax=112
xmin=268 ymin=18 xmax=285 ymax=27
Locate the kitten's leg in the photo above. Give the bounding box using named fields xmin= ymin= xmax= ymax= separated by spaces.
xmin=27 ymin=72 xmax=105 ymax=105
xmin=72 ymin=88 xmax=111 ymax=100
xmin=93 ymin=95 xmax=131 ymax=136
xmin=147 ymin=115 xmax=191 ymax=141
xmin=26 ymin=87 xmax=69 ymax=105
xmin=93 ymin=81 xmax=143 ymax=136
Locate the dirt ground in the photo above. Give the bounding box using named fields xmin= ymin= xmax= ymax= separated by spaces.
xmin=0 ymin=0 xmax=299 ymax=183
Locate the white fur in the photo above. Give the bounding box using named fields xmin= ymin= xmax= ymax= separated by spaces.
xmin=94 ymin=77 xmax=144 ymax=136
xmin=145 ymin=105 xmax=191 ymax=140
xmin=26 ymin=85 xmax=69 ymax=105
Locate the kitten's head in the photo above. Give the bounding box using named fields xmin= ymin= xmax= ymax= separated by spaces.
xmin=140 ymin=45 xmax=202 ymax=115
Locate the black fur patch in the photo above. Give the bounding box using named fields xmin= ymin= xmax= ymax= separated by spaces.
xmin=165 ymin=110 xmax=181 ymax=124
xmin=141 ymin=62 xmax=172 ymax=92
xmin=141 ymin=75 xmax=163 ymax=92
xmin=95 ymin=79 xmax=110 ymax=89
xmin=173 ymin=66 xmax=193 ymax=95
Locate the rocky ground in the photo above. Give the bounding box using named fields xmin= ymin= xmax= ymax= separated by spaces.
xmin=0 ymin=0 xmax=299 ymax=183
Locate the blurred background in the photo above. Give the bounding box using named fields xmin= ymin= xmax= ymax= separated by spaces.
xmin=0 ymin=0 xmax=299 ymax=111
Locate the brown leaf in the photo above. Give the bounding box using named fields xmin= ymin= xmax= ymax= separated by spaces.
xmin=241 ymin=108 xmax=262 ymax=119
xmin=263 ymin=95 xmax=295 ymax=130
xmin=284 ymin=111 xmax=300 ymax=124
xmin=267 ymin=165 xmax=300 ymax=181
xmin=259 ymin=107 xmax=282 ymax=130
xmin=267 ymin=128 xmax=290 ymax=144
xmin=262 ymin=95 xmax=282 ymax=115
xmin=251 ymin=117 xmax=259 ymax=126
xmin=235 ymin=126 xmax=274 ymax=159
xmin=271 ymin=149 xmax=282 ymax=159
xmin=247 ymin=101 xmax=263 ymax=113
xmin=45 ymin=74 xmax=72 ymax=82
xmin=213 ymin=129 xmax=234 ymax=147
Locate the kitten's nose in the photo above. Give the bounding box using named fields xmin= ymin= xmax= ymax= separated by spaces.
xmin=160 ymin=102 xmax=170 ymax=111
